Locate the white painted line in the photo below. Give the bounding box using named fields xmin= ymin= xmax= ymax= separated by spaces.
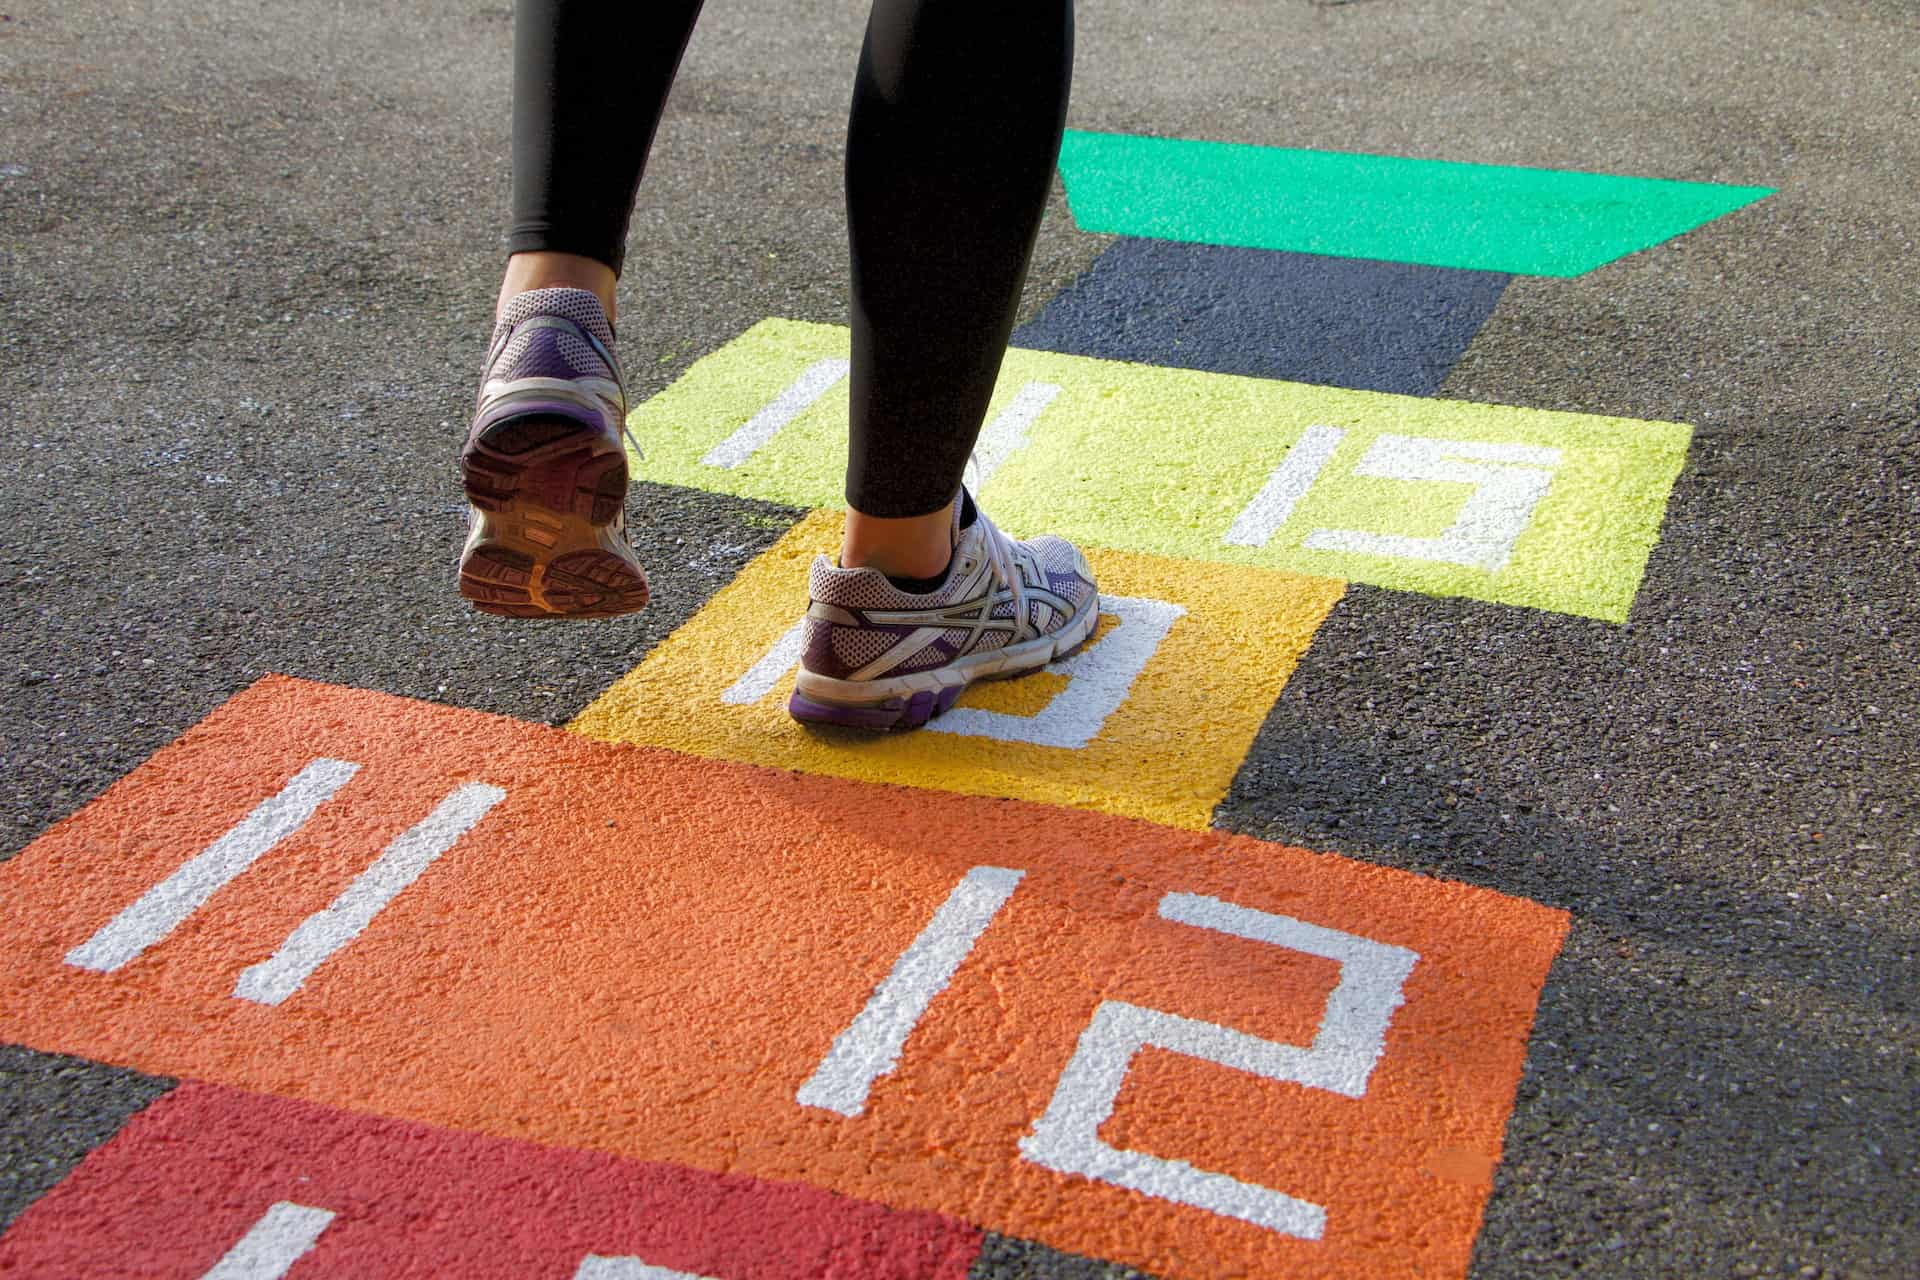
xmin=720 ymin=617 xmax=807 ymax=705
xmin=797 ymin=865 xmax=1025 ymax=1117
xmin=972 ymin=382 xmax=1062 ymax=486
xmin=932 ymin=595 xmax=1186 ymax=750
xmin=1020 ymin=893 xmax=1419 ymax=1240
xmin=1304 ymin=434 xmax=1562 ymax=571
xmin=233 ymin=782 xmax=507 ymax=1005
xmin=700 ymin=359 xmax=850 ymax=469
xmin=1224 ymin=424 xmax=1346 ymax=548
xmin=574 ymin=1256 xmax=719 ymax=1280
xmin=66 ymin=759 xmax=362 ymax=973
xmin=200 ymin=1201 xmax=335 ymax=1280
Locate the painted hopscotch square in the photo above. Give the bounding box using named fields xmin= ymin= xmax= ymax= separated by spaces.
xmin=0 ymin=1082 xmax=980 ymax=1279
xmin=569 ymin=509 xmax=1344 ymax=829
xmin=628 ymin=318 xmax=1692 ymax=621
xmin=0 ymin=676 xmax=1569 ymax=1280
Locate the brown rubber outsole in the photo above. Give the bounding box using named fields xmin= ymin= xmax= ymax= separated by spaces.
xmin=458 ymin=417 xmax=649 ymax=620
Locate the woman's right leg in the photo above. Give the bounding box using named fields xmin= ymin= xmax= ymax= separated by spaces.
xmin=789 ymin=0 xmax=1100 ymax=731
xmin=460 ymin=0 xmax=704 ymax=619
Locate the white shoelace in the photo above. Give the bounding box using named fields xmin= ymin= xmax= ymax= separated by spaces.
xmin=971 ymin=505 xmax=1033 ymax=644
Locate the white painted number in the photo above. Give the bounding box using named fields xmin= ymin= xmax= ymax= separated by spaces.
xmin=68 ymin=761 xmax=506 ymax=1005
xmin=701 ymin=359 xmax=849 ymax=469
xmin=799 ymin=875 xmax=1419 ymax=1243
xmin=233 ymin=782 xmax=506 ymax=1005
xmin=1227 ymin=429 xmax=1562 ymax=572
xmin=1224 ymin=424 xmax=1346 ymax=547
xmin=930 ymin=596 xmax=1183 ymax=750
xmin=1305 ymin=435 xmax=1562 ymax=571
xmin=971 ymin=382 xmax=1062 ymax=486
xmin=200 ymin=1202 xmax=335 ymax=1280
xmin=66 ymin=759 xmax=361 ymax=972
xmin=1020 ymin=893 xmax=1418 ymax=1241
xmin=703 ymin=366 xmax=1060 ymax=479
xmin=203 ymin=1209 xmax=719 ymax=1280
xmin=798 ymin=866 xmax=1024 ymax=1116
xmin=574 ymin=1257 xmax=721 ymax=1280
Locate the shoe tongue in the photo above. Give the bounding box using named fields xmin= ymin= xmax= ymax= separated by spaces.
xmin=955 ymin=488 xmax=978 ymax=534
xmin=496 ymin=287 xmax=616 ymax=345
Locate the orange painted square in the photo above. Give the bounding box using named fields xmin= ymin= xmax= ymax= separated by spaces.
xmin=0 ymin=677 xmax=1568 ymax=1280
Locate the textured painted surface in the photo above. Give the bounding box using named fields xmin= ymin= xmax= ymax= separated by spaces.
xmin=570 ymin=510 xmax=1343 ymax=828
xmin=0 ymin=677 xmax=1569 ymax=1280
xmin=627 ymin=319 xmax=1692 ymax=620
xmin=0 ymin=1082 xmax=981 ymax=1278
xmin=1055 ymin=130 xmax=1774 ymax=276
xmin=1013 ymin=239 xmax=1510 ymax=395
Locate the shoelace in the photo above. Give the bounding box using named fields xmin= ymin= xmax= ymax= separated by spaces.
xmin=972 ymin=506 xmax=1033 ymax=644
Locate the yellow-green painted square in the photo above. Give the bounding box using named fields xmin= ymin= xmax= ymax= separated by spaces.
xmin=629 ymin=319 xmax=1691 ymax=621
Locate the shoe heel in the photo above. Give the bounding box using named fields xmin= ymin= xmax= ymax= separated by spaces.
xmin=459 ymin=416 xmax=648 ymax=620
xmin=462 ymin=416 xmax=626 ymax=527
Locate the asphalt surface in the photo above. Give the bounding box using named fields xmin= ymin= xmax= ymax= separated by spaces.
xmin=2 ymin=0 xmax=1917 ymax=1276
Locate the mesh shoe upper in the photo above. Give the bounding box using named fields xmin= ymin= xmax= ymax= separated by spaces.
xmin=799 ymin=500 xmax=1098 ymax=684
xmin=475 ymin=287 xmax=627 ymax=433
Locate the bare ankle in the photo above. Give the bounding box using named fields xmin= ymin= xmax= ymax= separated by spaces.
xmin=841 ymin=500 xmax=957 ymax=580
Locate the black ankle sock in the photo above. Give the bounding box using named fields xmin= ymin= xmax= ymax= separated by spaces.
xmin=885 ymin=558 xmax=952 ymax=594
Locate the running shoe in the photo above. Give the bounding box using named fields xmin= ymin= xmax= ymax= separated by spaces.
xmin=788 ymin=493 xmax=1100 ymax=730
xmin=458 ymin=287 xmax=650 ymax=618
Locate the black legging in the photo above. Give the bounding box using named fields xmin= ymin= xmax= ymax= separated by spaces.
xmin=508 ymin=0 xmax=1074 ymax=519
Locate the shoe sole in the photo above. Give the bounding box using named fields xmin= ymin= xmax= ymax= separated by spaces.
xmin=786 ymin=589 xmax=1101 ymax=731
xmin=459 ymin=413 xmax=649 ymax=620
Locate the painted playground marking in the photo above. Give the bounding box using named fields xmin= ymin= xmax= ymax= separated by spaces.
xmin=0 ymin=1082 xmax=980 ymax=1279
xmin=1054 ymin=129 xmax=1774 ymax=276
xmin=65 ymin=762 xmax=506 ymax=1007
xmin=571 ymin=510 xmax=1343 ymax=828
xmin=202 ymin=1201 xmax=334 ymax=1280
xmin=0 ymin=678 xmax=1568 ymax=1280
xmin=627 ymin=318 xmax=1692 ymax=621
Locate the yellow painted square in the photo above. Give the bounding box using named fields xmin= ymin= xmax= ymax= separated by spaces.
xmin=570 ymin=511 xmax=1343 ymax=829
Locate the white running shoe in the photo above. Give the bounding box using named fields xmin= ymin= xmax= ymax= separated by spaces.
xmin=789 ymin=493 xmax=1099 ymax=730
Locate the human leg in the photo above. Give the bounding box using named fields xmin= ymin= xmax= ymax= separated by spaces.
xmin=840 ymin=0 xmax=1076 ymax=547
xmin=459 ymin=0 xmax=704 ymax=619
xmin=791 ymin=0 xmax=1098 ymax=730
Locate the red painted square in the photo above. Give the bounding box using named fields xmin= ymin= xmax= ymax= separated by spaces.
xmin=0 ymin=1082 xmax=981 ymax=1278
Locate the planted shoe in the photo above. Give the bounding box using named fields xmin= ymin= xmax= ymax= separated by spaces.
xmin=789 ymin=495 xmax=1099 ymax=730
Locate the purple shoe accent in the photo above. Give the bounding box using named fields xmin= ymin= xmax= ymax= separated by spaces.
xmin=787 ymin=693 xmax=908 ymax=730
xmin=798 ymin=618 xmax=852 ymax=681
xmin=895 ymin=636 xmax=964 ymax=675
xmin=508 ymin=326 xmax=589 ymax=381
xmin=787 ymin=683 xmax=965 ymax=732
xmin=1047 ymin=570 xmax=1093 ymax=598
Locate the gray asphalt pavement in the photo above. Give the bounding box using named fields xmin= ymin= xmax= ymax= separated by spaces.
xmin=2 ymin=1 xmax=1916 ymax=1276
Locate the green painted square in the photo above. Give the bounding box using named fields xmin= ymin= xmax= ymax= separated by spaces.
xmin=629 ymin=319 xmax=1692 ymax=621
xmin=1056 ymin=130 xmax=1774 ymax=276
